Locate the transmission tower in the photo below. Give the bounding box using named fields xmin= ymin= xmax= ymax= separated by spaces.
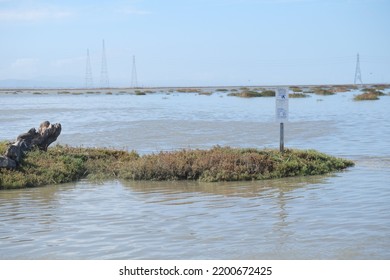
xmin=131 ymin=55 xmax=138 ymax=88
xmin=354 ymin=53 xmax=363 ymax=86
xmin=100 ymin=39 xmax=110 ymax=88
xmin=85 ymin=48 xmax=93 ymax=88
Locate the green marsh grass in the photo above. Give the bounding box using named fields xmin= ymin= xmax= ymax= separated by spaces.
xmin=0 ymin=142 xmax=354 ymax=189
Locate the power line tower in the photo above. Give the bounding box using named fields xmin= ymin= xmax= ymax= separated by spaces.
xmin=131 ymin=55 xmax=138 ymax=88
xmin=354 ymin=53 xmax=363 ymax=86
xmin=100 ymin=39 xmax=110 ymax=88
xmin=85 ymin=48 xmax=93 ymax=88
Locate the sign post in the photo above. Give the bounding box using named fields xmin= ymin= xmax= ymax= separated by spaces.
xmin=275 ymin=88 xmax=289 ymax=152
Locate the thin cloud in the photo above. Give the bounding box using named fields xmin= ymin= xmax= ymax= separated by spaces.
xmin=11 ymin=58 xmax=39 ymax=69
xmin=51 ymin=56 xmax=85 ymax=68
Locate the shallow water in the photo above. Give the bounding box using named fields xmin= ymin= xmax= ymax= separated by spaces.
xmin=0 ymin=89 xmax=389 ymax=259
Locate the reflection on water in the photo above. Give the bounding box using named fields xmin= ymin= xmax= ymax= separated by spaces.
xmin=1 ymin=169 xmax=389 ymax=260
xmin=123 ymin=175 xmax=326 ymax=200
xmin=1 ymin=90 xmax=390 ymax=259
xmin=0 ymin=175 xmax=327 ymax=259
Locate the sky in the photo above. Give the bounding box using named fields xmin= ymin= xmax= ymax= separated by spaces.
xmin=0 ymin=0 xmax=389 ymax=87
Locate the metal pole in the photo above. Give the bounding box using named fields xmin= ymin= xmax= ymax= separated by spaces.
xmin=280 ymin=122 xmax=284 ymax=153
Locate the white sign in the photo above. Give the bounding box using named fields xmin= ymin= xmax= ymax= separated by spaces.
xmin=275 ymin=87 xmax=289 ymax=122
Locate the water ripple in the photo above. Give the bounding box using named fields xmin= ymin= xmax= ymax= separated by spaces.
xmin=1 ymin=92 xmax=390 ymax=259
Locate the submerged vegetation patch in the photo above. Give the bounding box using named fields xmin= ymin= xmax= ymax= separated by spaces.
xmin=176 ymin=88 xmax=201 ymax=93
xmin=198 ymin=91 xmax=213 ymax=96
xmin=372 ymin=84 xmax=389 ymax=91
xmin=289 ymin=93 xmax=310 ymax=98
xmin=290 ymin=86 xmax=302 ymax=92
xmin=361 ymin=88 xmax=385 ymax=96
xmin=134 ymin=90 xmax=146 ymax=95
xmin=228 ymin=89 xmax=275 ymax=98
xmin=354 ymin=88 xmax=386 ymax=101
xmin=354 ymin=92 xmax=380 ymax=101
xmin=313 ymin=88 xmax=335 ymax=96
xmin=0 ymin=142 xmax=354 ymax=189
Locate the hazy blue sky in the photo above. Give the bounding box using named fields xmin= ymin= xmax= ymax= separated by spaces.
xmin=0 ymin=0 xmax=389 ymax=87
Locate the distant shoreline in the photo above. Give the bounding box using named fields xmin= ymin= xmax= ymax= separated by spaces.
xmin=0 ymin=83 xmax=389 ymax=92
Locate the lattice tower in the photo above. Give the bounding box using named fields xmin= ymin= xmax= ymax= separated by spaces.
xmin=100 ymin=40 xmax=110 ymax=88
xmin=354 ymin=53 xmax=363 ymax=86
xmin=131 ymin=55 xmax=138 ymax=88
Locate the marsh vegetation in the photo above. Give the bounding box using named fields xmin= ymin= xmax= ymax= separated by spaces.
xmin=0 ymin=142 xmax=354 ymax=189
xmin=313 ymin=88 xmax=336 ymax=95
xmin=228 ymin=89 xmax=275 ymax=98
xmin=289 ymin=93 xmax=310 ymax=98
xmin=354 ymin=87 xmax=386 ymax=101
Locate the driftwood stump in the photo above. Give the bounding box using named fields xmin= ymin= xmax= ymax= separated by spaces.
xmin=0 ymin=121 xmax=61 ymax=168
